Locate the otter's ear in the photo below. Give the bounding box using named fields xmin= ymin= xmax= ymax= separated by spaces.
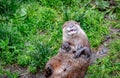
xmin=75 ymin=22 xmax=80 ymax=25
xmin=62 ymin=24 xmax=66 ymax=29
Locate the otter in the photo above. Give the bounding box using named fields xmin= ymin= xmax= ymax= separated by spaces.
xmin=44 ymin=20 xmax=91 ymax=78
xmin=62 ymin=20 xmax=91 ymax=58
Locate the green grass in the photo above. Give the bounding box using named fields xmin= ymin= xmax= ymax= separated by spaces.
xmin=0 ymin=0 xmax=120 ymax=77
xmin=87 ymin=39 xmax=120 ymax=78
xmin=0 ymin=66 xmax=19 ymax=78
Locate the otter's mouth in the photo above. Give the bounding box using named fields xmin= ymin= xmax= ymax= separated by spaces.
xmin=68 ymin=29 xmax=77 ymax=35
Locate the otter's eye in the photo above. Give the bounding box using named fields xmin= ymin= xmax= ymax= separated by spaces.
xmin=69 ymin=25 xmax=74 ymax=28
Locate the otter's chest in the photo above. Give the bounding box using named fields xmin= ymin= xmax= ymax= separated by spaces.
xmin=70 ymin=38 xmax=82 ymax=45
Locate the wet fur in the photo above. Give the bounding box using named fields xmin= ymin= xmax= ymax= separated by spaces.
xmin=63 ymin=20 xmax=90 ymax=48
xmin=62 ymin=20 xmax=91 ymax=58
xmin=44 ymin=50 xmax=90 ymax=78
xmin=44 ymin=20 xmax=91 ymax=78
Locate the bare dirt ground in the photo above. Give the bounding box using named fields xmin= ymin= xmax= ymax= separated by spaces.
xmin=91 ymin=26 xmax=120 ymax=64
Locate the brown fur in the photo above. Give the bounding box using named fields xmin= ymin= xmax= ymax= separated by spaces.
xmin=44 ymin=20 xmax=91 ymax=78
xmin=62 ymin=20 xmax=90 ymax=49
xmin=62 ymin=20 xmax=91 ymax=58
xmin=44 ymin=50 xmax=90 ymax=78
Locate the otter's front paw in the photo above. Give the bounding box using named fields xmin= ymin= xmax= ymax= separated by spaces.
xmin=61 ymin=42 xmax=71 ymax=52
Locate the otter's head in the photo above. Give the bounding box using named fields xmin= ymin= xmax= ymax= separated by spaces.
xmin=62 ymin=20 xmax=81 ymax=38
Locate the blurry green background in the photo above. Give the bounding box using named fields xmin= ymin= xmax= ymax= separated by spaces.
xmin=0 ymin=0 xmax=120 ymax=78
